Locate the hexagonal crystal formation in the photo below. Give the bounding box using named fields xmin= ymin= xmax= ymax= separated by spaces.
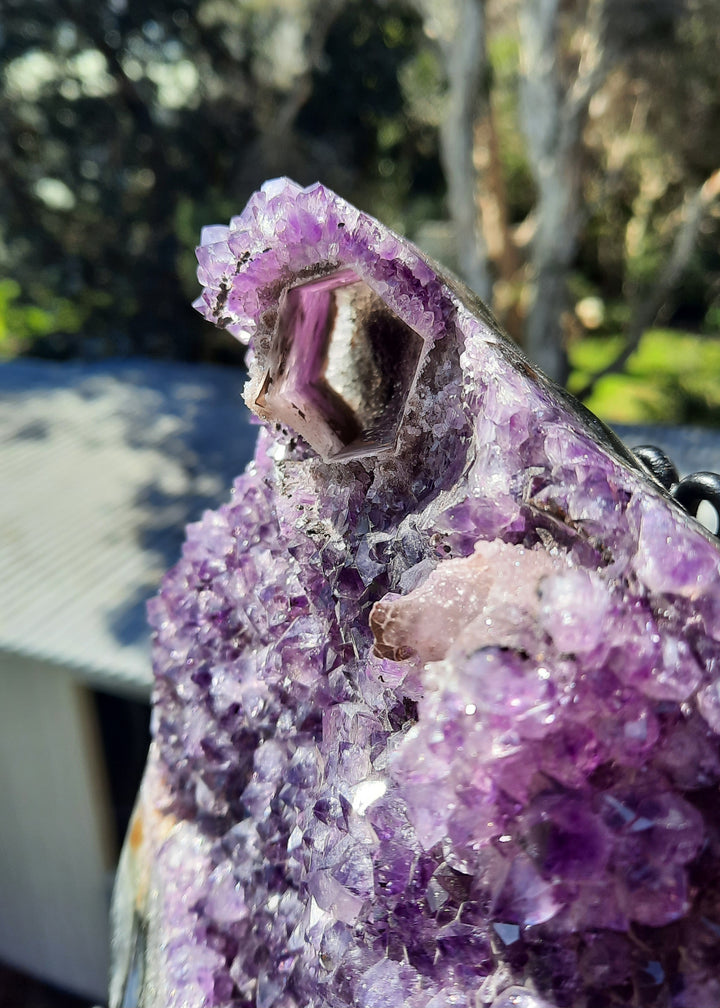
xmin=253 ymin=269 xmax=425 ymax=461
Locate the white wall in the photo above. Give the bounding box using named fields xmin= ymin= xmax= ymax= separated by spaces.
xmin=0 ymin=654 xmax=114 ymax=1001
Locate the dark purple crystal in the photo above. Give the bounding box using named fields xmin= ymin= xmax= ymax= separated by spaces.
xmin=110 ymin=180 xmax=720 ymax=1008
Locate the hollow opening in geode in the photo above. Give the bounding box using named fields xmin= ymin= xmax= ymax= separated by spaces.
xmin=254 ymin=269 xmax=425 ymax=461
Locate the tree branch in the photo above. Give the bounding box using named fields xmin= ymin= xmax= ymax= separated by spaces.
xmin=564 ymin=0 xmax=612 ymax=135
xmin=576 ymin=167 xmax=720 ymax=400
xmin=267 ymin=0 xmax=345 ymax=141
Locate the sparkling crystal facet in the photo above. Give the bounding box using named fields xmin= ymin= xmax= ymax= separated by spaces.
xmin=111 ymin=179 xmax=720 ymax=1008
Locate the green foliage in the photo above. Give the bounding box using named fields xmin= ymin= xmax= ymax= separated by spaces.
xmin=299 ymin=0 xmax=442 ymax=234
xmin=569 ymin=330 xmax=720 ymax=426
xmin=0 ymin=278 xmax=87 ymax=359
xmin=704 ymin=303 xmax=720 ymax=335
xmin=398 ymin=48 xmax=444 ymax=127
xmin=0 ymin=0 xmax=442 ymax=362
xmin=579 ymin=0 xmax=720 ymax=326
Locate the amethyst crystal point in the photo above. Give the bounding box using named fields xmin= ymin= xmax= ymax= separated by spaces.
xmin=111 ymin=179 xmax=720 ymax=1008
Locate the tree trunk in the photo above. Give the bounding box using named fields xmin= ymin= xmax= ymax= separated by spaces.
xmin=523 ymin=144 xmax=583 ymax=382
xmin=475 ymin=95 xmax=524 ymax=342
xmin=437 ymin=0 xmax=493 ymax=301
xmin=518 ymin=0 xmax=610 ymax=381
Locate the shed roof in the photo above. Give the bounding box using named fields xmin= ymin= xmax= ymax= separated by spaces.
xmin=1 ymin=358 xmax=718 ymax=698
xmin=0 ymin=358 xmax=256 ymax=697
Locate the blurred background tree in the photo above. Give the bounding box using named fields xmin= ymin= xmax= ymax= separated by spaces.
xmin=1 ymin=0 xmax=719 ymax=416
xmin=0 ymin=0 xmax=438 ymax=362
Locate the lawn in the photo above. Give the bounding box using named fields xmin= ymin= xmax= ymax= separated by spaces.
xmin=567 ymin=329 xmax=720 ymax=427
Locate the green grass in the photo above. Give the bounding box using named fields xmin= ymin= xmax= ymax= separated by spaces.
xmin=567 ymin=329 xmax=720 ymax=427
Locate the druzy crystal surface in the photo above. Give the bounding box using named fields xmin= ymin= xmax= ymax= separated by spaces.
xmin=112 ymin=180 xmax=720 ymax=1008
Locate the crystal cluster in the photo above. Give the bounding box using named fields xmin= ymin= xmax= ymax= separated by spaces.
xmin=112 ymin=180 xmax=720 ymax=1008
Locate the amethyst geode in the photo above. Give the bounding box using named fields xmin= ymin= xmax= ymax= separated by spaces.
xmin=110 ymin=180 xmax=720 ymax=1008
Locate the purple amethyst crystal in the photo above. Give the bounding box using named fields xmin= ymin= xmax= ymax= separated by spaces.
xmin=111 ymin=179 xmax=720 ymax=1008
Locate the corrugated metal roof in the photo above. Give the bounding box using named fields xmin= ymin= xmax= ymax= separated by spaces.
xmin=1 ymin=359 xmax=718 ymax=698
xmin=0 ymin=359 xmax=256 ymax=697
